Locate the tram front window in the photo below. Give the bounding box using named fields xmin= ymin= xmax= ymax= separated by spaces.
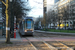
xmin=27 ymin=21 xmax=31 ymax=29
xmin=26 ymin=20 xmax=33 ymax=29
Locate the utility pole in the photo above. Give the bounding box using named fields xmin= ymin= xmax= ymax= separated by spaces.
xmin=0 ymin=0 xmax=10 ymax=43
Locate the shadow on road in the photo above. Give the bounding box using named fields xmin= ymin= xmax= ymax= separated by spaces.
xmin=21 ymin=35 xmax=34 ymax=37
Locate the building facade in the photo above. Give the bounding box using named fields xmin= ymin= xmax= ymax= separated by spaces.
xmin=55 ymin=0 xmax=59 ymax=3
xmin=58 ymin=0 xmax=75 ymax=28
xmin=47 ymin=0 xmax=75 ymax=29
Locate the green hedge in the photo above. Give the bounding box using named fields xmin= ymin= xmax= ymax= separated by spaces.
xmin=42 ymin=29 xmax=75 ymax=33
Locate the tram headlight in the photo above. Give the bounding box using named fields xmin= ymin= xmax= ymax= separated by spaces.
xmin=25 ymin=30 xmax=27 ymax=32
xmin=32 ymin=30 xmax=34 ymax=32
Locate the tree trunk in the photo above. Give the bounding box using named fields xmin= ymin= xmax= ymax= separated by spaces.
xmin=65 ymin=20 xmax=66 ymax=30
xmin=6 ymin=0 xmax=10 ymax=43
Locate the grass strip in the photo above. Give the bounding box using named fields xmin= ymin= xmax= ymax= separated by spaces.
xmin=42 ymin=29 xmax=75 ymax=33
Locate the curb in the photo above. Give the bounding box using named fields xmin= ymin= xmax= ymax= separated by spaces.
xmin=0 ymin=38 xmax=22 ymax=42
xmin=35 ymin=30 xmax=75 ymax=36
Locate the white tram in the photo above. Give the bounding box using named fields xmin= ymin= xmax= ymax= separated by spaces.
xmin=19 ymin=17 xmax=34 ymax=35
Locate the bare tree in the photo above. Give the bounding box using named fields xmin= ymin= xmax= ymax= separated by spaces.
xmin=47 ymin=9 xmax=52 ymax=28
xmin=62 ymin=6 xmax=69 ymax=29
xmin=35 ymin=17 xmax=43 ymax=29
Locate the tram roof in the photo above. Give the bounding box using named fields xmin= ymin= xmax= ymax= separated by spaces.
xmin=24 ymin=17 xmax=33 ymax=20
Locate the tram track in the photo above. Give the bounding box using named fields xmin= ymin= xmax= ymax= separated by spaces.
xmin=24 ymin=35 xmax=51 ymax=50
xmin=20 ymin=32 xmax=75 ymax=50
xmin=21 ymin=34 xmax=52 ymax=50
xmin=37 ymin=32 xmax=75 ymax=50
xmin=33 ymin=33 xmax=72 ymax=50
xmin=25 ymin=37 xmax=38 ymax=50
xmin=38 ymin=32 xmax=75 ymax=50
xmin=31 ymin=41 xmax=51 ymax=50
xmin=59 ymin=41 xmax=75 ymax=50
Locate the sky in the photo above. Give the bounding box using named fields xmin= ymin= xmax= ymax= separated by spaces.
xmin=27 ymin=0 xmax=54 ymax=18
xmin=28 ymin=0 xmax=43 ymax=18
xmin=47 ymin=0 xmax=54 ymax=11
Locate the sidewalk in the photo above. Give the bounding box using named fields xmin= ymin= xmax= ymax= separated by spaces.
xmin=35 ymin=30 xmax=75 ymax=35
xmin=0 ymin=30 xmax=22 ymax=42
xmin=0 ymin=36 xmax=5 ymax=38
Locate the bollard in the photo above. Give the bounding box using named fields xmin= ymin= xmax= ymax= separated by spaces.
xmin=14 ymin=29 xmax=16 ymax=38
xmin=14 ymin=16 xmax=16 ymax=38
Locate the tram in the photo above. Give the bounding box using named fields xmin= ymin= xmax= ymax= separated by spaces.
xmin=19 ymin=17 xmax=34 ymax=35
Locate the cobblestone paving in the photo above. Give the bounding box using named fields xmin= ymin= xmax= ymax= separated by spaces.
xmin=0 ymin=32 xmax=75 ymax=50
xmin=0 ymin=42 xmax=35 ymax=50
xmin=0 ymin=41 xmax=75 ymax=50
